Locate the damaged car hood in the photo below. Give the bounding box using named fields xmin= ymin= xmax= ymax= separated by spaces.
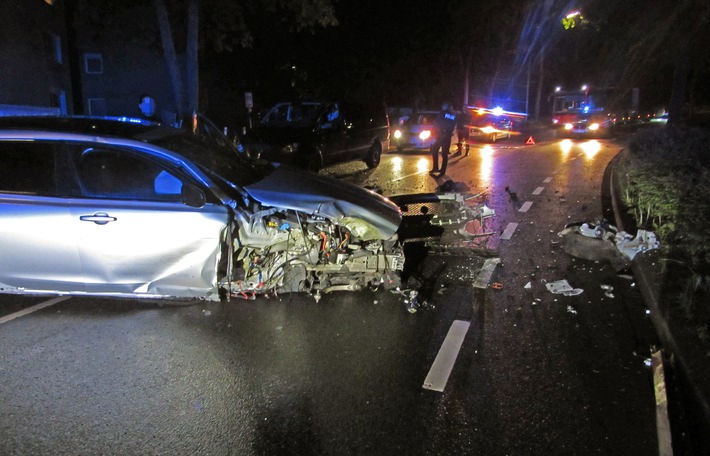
xmin=243 ymin=165 xmax=402 ymax=239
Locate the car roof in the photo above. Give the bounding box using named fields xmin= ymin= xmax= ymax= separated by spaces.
xmin=0 ymin=115 xmax=175 ymax=140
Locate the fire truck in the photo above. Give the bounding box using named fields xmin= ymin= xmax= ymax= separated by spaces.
xmin=552 ymin=86 xmax=614 ymax=137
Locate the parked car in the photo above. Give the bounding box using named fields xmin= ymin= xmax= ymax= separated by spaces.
xmin=391 ymin=110 xmax=441 ymax=151
xmin=241 ymin=100 xmax=390 ymax=172
xmin=0 ymin=116 xmax=488 ymax=304
xmin=467 ymin=112 xmax=514 ymax=143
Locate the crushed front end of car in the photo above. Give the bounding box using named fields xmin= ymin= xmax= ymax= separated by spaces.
xmin=220 ymin=167 xmax=495 ymax=302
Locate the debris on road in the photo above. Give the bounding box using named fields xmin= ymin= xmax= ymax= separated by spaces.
xmin=546 ymin=279 xmax=584 ymax=296
xmin=557 ymin=219 xmax=660 ymax=269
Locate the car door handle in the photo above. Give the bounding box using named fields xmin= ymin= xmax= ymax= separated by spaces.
xmin=79 ymin=213 xmax=117 ymax=225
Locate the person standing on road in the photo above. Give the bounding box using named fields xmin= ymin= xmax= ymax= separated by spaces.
xmin=454 ymin=109 xmax=471 ymax=157
xmin=138 ymin=94 xmax=158 ymax=122
xmin=429 ymin=102 xmax=457 ymax=176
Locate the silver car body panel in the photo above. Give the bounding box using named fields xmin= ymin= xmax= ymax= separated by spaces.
xmin=243 ymin=165 xmax=402 ymax=240
xmin=0 ymin=188 xmax=230 ymax=301
xmin=0 ymin=129 xmax=233 ymax=301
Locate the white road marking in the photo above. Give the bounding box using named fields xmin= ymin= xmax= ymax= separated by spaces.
xmin=652 ymin=350 xmax=674 ymax=456
xmin=0 ymin=296 xmax=70 ymax=325
xmin=473 ymin=258 xmax=501 ymax=289
xmin=519 ymin=201 xmax=533 ymax=213
xmin=423 ymin=320 xmax=471 ymax=392
xmin=532 ymin=186 xmax=544 ymax=195
xmin=500 ymin=222 xmax=518 ymax=240
xmin=543 ymin=177 xmax=552 ymax=183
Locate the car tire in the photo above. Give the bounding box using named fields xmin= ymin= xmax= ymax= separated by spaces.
xmin=306 ymin=153 xmax=322 ymax=173
xmin=490 ymin=133 xmax=497 ymax=142
xmin=365 ymin=142 xmax=381 ymax=169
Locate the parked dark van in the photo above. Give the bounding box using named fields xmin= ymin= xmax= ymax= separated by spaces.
xmin=241 ymin=100 xmax=390 ymax=172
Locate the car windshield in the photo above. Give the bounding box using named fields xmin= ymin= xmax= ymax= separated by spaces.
xmin=259 ymin=102 xmax=323 ymax=127
xmin=147 ymin=129 xmax=270 ymax=189
xmin=415 ymin=113 xmax=437 ymax=125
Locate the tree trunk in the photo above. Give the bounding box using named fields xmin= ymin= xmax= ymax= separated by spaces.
xmin=186 ymin=0 xmax=199 ymax=115
xmin=153 ymin=0 xmax=187 ymax=120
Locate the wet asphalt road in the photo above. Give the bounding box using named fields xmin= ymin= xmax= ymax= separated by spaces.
xmin=0 ymin=135 xmax=661 ymax=455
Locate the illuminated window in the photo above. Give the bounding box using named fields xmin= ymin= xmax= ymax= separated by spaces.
xmin=84 ymin=53 xmax=103 ymax=74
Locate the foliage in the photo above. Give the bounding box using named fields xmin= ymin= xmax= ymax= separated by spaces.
xmin=618 ymin=125 xmax=710 ymax=319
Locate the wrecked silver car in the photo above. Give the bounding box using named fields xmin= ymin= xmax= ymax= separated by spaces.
xmin=0 ymin=116 xmax=487 ymax=303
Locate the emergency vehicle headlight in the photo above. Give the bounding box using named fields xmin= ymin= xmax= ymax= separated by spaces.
xmin=588 ymin=123 xmax=600 ymax=131
xmin=564 ymin=123 xmax=574 ymax=130
xmin=481 ymin=126 xmax=496 ymax=134
xmin=419 ymin=130 xmax=431 ymax=140
xmin=394 ymin=129 xmax=402 ymax=139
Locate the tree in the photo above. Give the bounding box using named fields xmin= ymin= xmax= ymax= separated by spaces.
xmin=154 ymin=0 xmax=338 ymax=119
xmin=73 ymin=0 xmax=338 ymax=120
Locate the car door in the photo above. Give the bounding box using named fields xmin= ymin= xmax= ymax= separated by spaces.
xmin=71 ymin=145 xmax=231 ymax=299
xmin=341 ymin=102 xmax=370 ymax=159
xmin=316 ymin=103 xmax=349 ymax=166
xmin=0 ymin=140 xmax=85 ymax=293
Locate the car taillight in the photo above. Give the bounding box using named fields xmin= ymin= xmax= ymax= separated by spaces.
xmin=480 ymin=126 xmax=495 ymax=134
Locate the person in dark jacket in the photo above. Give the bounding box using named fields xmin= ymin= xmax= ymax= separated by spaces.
xmin=429 ymin=102 xmax=457 ymax=176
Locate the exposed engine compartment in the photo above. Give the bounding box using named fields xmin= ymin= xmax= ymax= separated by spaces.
xmin=223 ymin=205 xmax=403 ymax=301
xmin=221 ymin=191 xmax=495 ymax=301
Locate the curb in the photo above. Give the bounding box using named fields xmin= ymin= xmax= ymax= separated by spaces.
xmin=609 ymin=151 xmax=710 ymax=450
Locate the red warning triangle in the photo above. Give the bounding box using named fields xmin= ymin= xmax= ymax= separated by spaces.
xmin=525 ymin=136 xmax=536 ymax=145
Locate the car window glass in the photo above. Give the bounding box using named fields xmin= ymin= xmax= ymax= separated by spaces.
xmin=261 ymin=102 xmax=322 ymax=127
xmin=77 ymin=147 xmax=184 ymax=202
xmin=0 ymin=141 xmax=55 ymax=195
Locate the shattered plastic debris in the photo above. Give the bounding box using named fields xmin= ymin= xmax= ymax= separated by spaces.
xmin=524 ymin=282 xmax=532 ymax=290
xmin=546 ymin=279 xmax=584 ymax=296
xmin=601 ymin=284 xmax=615 ymax=298
xmin=566 ymin=305 xmax=578 ymax=314
xmin=392 ymin=287 xmax=421 ymax=313
xmin=558 ymin=219 xmax=660 ymax=262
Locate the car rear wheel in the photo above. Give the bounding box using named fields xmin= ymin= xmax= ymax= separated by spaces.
xmin=365 ymin=142 xmax=381 ymax=169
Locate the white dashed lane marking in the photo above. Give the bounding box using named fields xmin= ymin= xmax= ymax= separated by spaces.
xmin=532 ymin=186 xmax=544 ymax=195
xmin=423 ymin=320 xmax=471 ymax=392
xmin=519 ymin=201 xmax=533 ymax=213
xmin=473 ymin=258 xmax=501 ymax=289
xmin=500 ymin=222 xmax=519 ymax=240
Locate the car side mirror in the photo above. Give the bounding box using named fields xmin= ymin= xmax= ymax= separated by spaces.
xmin=181 ymin=183 xmax=206 ymax=208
